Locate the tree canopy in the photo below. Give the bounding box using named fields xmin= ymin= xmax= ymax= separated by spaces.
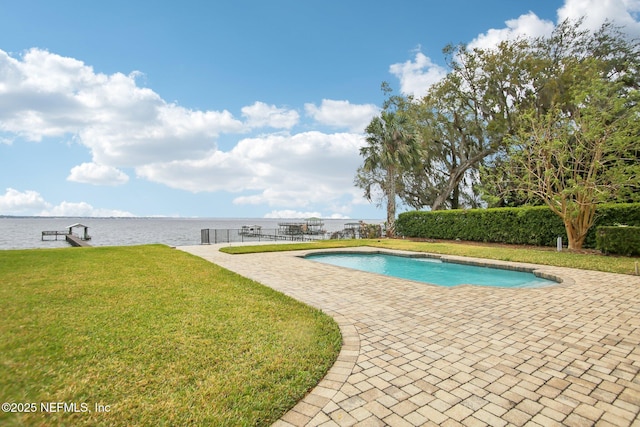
xmin=356 ymin=19 xmax=640 ymax=249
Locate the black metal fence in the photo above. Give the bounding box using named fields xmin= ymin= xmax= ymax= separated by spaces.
xmin=200 ymin=222 xmax=383 ymax=245
xmin=200 ymin=228 xmax=321 ymax=245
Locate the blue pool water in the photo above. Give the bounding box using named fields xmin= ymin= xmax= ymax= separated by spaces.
xmin=305 ymin=253 xmax=557 ymax=288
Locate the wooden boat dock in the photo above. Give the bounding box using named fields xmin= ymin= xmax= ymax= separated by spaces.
xmin=64 ymin=234 xmax=92 ymax=247
xmin=42 ymin=223 xmax=92 ymax=247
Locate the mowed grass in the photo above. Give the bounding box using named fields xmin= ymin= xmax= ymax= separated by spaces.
xmin=0 ymin=245 xmax=341 ymax=426
xmin=221 ymin=239 xmax=639 ymax=275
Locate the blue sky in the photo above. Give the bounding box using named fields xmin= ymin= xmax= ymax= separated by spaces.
xmin=1 ymin=0 xmax=638 ymax=218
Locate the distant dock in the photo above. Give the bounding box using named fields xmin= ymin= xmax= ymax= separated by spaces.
xmin=42 ymin=223 xmax=92 ymax=247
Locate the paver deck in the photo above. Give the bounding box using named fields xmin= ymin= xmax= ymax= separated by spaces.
xmin=178 ymin=244 xmax=640 ymax=426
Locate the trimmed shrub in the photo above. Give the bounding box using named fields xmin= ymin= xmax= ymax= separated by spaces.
xmin=596 ymin=226 xmax=640 ymax=256
xmin=396 ymin=203 xmax=640 ymax=249
xmin=585 ymin=203 xmax=640 ymax=247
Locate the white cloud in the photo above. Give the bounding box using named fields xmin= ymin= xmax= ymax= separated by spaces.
xmin=468 ymin=12 xmax=555 ymax=51
xmin=67 ymin=162 xmax=129 ymax=185
xmin=558 ymin=0 xmax=640 ymax=36
xmin=0 ymin=188 xmax=133 ymax=216
xmin=262 ymin=210 xmax=351 ymax=219
xmin=80 ymin=103 xmax=244 ymax=167
xmin=136 ymin=131 xmax=365 ymax=209
xmin=389 ymin=52 xmax=448 ymax=98
xmin=41 ymin=201 xmax=135 ymax=217
xmin=241 ymin=101 xmax=299 ymax=129
xmin=327 ymin=213 xmax=351 ymax=219
xmin=304 ymin=99 xmax=380 ymax=132
xmin=0 ymin=188 xmax=51 ymax=214
xmin=0 ymin=135 xmax=14 ymax=145
xmin=0 ymin=45 xmax=390 ymax=218
xmin=0 ymin=48 xmax=244 ymax=167
xmin=468 ymin=1 xmax=640 ymax=53
xmin=0 ymin=47 xmax=371 ymax=216
xmin=263 ymin=210 xmax=323 ymax=219
xmin=264 ymin=209 xmax=351 ymax=219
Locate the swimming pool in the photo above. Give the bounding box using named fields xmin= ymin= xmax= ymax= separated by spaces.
xmin=305 ymin=252 xmax=558 ymax=288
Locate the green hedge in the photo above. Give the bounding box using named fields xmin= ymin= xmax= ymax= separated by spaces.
xmin=596 ymin=226 xmax=640 ymax=256
xmin=396 ymin=203 xmax=640 ymax=249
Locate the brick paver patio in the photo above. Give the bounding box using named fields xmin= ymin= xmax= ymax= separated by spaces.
xmin=179 ymin=245 xmax=640 ymax=426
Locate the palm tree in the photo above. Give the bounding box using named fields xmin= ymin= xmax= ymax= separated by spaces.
xmin=358 ymin=111 xmax=423 ymax=237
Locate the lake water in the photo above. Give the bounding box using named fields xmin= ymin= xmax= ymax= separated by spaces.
xmin=0 ymin=217 xmax=382 ymax=250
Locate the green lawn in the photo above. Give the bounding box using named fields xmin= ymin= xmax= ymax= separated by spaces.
xmin=0 ymin=245 xmax=341 ymax=426
xmin=221 ymin=239 xmax=639 ymax=275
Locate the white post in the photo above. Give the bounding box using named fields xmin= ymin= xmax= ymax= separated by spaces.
xmin=557 ymin=236 xmax=563 ymax=252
